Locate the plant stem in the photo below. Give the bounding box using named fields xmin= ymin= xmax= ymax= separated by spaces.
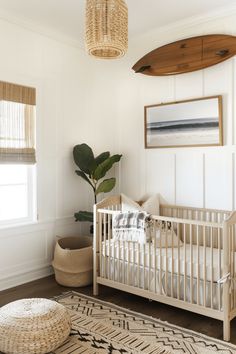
xmin=93 ymin=180 xmax=97 ymax=204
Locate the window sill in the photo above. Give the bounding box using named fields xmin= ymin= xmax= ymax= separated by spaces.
xmin=0 ymin=216 xmax=77 ymax=235
xmin=0 ymin=219 xmax=38 ymax=231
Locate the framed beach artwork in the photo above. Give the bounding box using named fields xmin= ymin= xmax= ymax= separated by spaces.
xmin=144 ymin=95 xmax=223 ymax=148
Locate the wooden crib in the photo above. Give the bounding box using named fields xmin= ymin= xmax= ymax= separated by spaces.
xmin=93 ymin=195 xmax=236 ymax=341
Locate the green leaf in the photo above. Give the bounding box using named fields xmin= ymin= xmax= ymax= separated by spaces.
xmin=75 ymin=170 xmax=94 ymax=190
xmin=95 ymin=178 xmax=116 ymax=195
xmin=74 ymin=211 xmax=93 ymax=222
xmin=93 ymin=154 xmax=122 ymax=181
xmin=73 ymin=144 xmax=96 ymax=175
xmin=95 ymin=151 xmax=110 ymax=167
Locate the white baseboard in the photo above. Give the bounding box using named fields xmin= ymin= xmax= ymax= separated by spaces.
xmin=0 ymin=264 xmax=54 ymax=292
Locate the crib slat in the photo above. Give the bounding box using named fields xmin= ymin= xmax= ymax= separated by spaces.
xmin=132 ymin=241 xmax=135 ymax=288
xmin=113 ymin=227 xmax=115 ymax=281
xmin=127 ymin=241 xmax=130 ymax=285
xmin=149 ymin=239 xmax=151 ymax=291
xmin=177 ymin=223 xmax=180 ymax=300
xmin=103 ymin=213 xmax=107 ymax=279
xmin=154 ymin=221 xmax=157 ymax=293
xmin=118 ymin=239 xmax=121 ymax=283
xmin=138 ymin=242 xmax=140 ymax=288
xmin=190 ymin=224 xmax=193 ymax=304
xmin=108 ymin=214 xmax=111 ymax=280
xmin=143 ymin=243 xmax=146 ymax=290
xmin=233 ymin=226 xmax=236 ymax=309
xmin=211 ymin=227 xmax=213 ymax=309
xmin=233 ymin=225 xmax=235 ymax=310
xmin=218 ymin=227 xmax=221 ymax=311
xmin=165 ymin=222 xmax=168 ymax=296
xmin=197 ymin=225 xmax=200 ymax=306
xmin=184 ymin=223 xmax=186 ymax=302
xmin=230 ymin=226 xmax=234 ymax=310
xmin=234 ymin=225 xmax=236 ymax=309
xmin=99 ymin=212 xmax=103 ymax=278
xmin=159 ymin=225 xmax=162 ymax=295
xmin=203 ymin=226 xmax=206 ymax=307
xmin=123 ymin=240 xmax=125 ymax=284
xmin=229 ymin=226 xmax=232 ymax=310
xmin=171 ymin=223 xmax=174 ymax=298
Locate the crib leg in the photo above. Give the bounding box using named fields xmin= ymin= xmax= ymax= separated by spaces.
xmin=93 ymin=262 xmax=99 ymax=296
xmin=93 ymin=281 xmax=99 ymax=296
xmin=93 ymin=254 xmax=99 ymax=296
xmin=223 ymin=318 xmax=230 ymax=341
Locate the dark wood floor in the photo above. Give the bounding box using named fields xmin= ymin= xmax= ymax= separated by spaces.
xmin=0 ymin=275 xmax=235 ymax=344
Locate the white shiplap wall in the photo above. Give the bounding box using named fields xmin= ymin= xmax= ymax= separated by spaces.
xmin=115 ymin=13 xmax=236 ymax=212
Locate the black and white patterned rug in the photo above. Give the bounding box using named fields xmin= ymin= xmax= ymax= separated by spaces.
xmin=53 ymin=291 xmax=236 ymax=354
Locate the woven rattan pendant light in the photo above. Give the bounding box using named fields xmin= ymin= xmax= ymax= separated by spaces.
xmin=85 ymin=0 xmax=128 ymax=59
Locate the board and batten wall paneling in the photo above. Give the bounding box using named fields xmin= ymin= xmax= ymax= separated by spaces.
xmin=233 ymin=58 xmax=236 ymax=146
xmin=173 ymin=59 xmax=234 ymax=209
xmin=119 ymin=18 xmax=236 ymax=211
xmin=137 ymin=75 xmax=175 ymax=106
xmin=175 ymin=151 xmax=204 ymax=208
xmin=146 ymin=151 xmax=176 ymax=204
xmin=204 ymin=149 xmax=233 ymax=210
xmin=203 ymin=60 xmax=233 ymax=146
xmin=0 ymin=230 xmax=48 ymax=274
xmin=174 ymin=71 xmax=203 ymax=101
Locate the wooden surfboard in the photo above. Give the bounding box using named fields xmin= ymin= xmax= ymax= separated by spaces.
xmin=132 ymin=34 xmax=236 ymax=76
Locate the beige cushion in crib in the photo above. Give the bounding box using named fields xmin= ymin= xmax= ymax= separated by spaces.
xmin=121 ymin=193 xmax=160 ymax=215
xmin=155 ymin=229 xmax=183 ymax=247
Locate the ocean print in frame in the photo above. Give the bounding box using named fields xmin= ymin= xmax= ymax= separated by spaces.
xmin=144 ymin=95 xmax=223 ymax=148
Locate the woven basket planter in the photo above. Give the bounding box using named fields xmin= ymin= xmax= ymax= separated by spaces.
xmin=0 ymin=298 xmax=71 ymax=354
xmin=52 ymin=236 xmax=93 ymax=287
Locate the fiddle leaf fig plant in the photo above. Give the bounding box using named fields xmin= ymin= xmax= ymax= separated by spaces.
xmin=73 ymin=143 xmax=122 ymax=223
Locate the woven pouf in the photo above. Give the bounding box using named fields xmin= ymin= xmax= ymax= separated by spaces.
xmin=0 ymin=298 xmax=71 ymax=354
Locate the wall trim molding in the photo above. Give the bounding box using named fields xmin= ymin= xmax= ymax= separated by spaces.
xmin=131 ymin=4 xmax=236 ymax=46
xmin=0 ymin=215 xmax=78 ymax=238
xmin=0 ymin=264 xmax=53 ymax=292
xmin=0 ymin=8 xmax=84 ymax=49
xmin=0 ymin=4 xmax=236 ymax=51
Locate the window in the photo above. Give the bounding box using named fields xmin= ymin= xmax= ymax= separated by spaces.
xmin=0 ymin=164 xmax=36 ymax=225
xmin=0 ymin=81 xmax=36 ymax=226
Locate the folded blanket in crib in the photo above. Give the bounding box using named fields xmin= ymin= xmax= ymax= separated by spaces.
xmin=112 ymin=211 xmax=152 ymax=243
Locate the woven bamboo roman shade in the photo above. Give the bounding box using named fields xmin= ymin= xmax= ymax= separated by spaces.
xmin=0 ymin=81 xmax=36 ymax=164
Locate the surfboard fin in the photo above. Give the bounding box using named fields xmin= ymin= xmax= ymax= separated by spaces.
xmin=135 ymin=65 xmax=151 ymax=73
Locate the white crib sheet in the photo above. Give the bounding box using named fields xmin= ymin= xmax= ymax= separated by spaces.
xmin=101 ymin=240 xmax=235 ymax=283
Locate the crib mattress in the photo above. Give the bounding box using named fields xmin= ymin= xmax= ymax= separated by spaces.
xmin=101 ymin=240 xmax=235 ymax=283
xmin=101 ymin=255 xmax=222 ymax=310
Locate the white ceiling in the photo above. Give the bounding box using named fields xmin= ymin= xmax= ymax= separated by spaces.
xmin=0 ymin=0 xmax=234 ymax=45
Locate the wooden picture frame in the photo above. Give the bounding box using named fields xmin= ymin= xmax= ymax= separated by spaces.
xmin=144 ymin=95 xmax=223 ymax=149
